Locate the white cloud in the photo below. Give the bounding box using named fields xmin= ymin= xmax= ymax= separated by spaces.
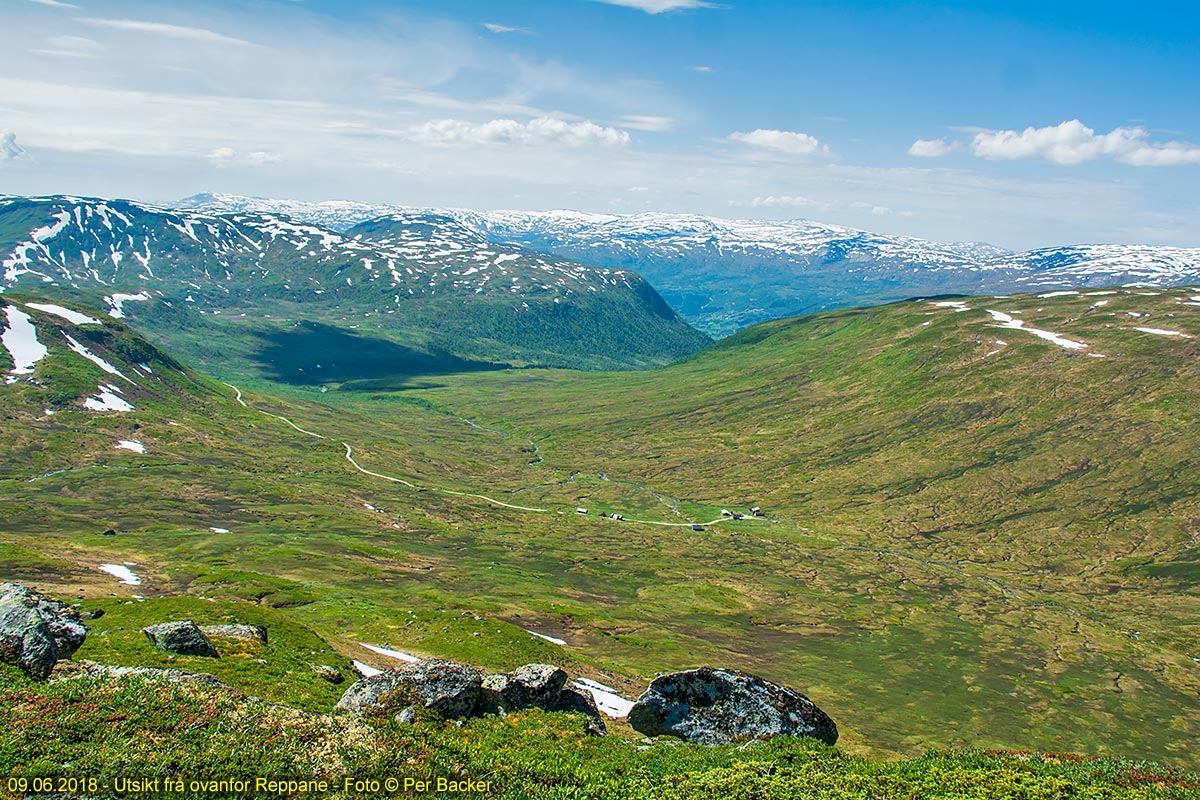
xmin=592 ymin=0 xmax=717 ymax=13
xmin=751 ymin=195 xmax=816 ymax=208
xmin=405 ymin=117 xmax=631 ymax=148
xmin=729 ymin=128 xmax=827 ymax=155
xmin=620 ymin=115 xmax=673 ymax=132
xmin=692 ymin=65 xmax=713 ymax=73
xmin=852 ymin=201 xmax=908 ymax=217
xmin=29 ymin=0 xmax=79 ymax=8
xmin=970 ymin=119 xmax=1200 ymax=167
xmin=483 ymin=23 xmax=519 ymax=34
xmin=1 ymin=131 xmax=27 ymax=161
xmin=1117 ymin=141 xmax=1200 ymax=167
xmin=207 ymin=147 xmax=281 ymax=166
xmin=75 ymin=17 xmax=257 ymax=47
xmin=908 ymin=138 xmax=958 ymax=158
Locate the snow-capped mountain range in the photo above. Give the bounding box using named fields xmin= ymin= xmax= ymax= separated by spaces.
xmin=176 ymin=193 xmax=1200 ymax=337
xmin=0 ymin=194 xmax=710 ymax=374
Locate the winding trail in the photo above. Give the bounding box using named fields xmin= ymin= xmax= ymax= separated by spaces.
xmin=221 ymin=383 xmax=758 ymax=524
xmin=228 ymin=383 xmax=550 ymax=513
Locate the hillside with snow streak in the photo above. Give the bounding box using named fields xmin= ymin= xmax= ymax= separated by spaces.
xmin=0 ymin=195 xmax=709 ymax=375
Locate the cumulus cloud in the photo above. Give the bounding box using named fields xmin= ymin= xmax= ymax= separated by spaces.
xmin=592 ymin=0 xmax=717 ymax=13
xmin=75 ymin=17 xmax=256 ymax=47
xmin=405 ymin=117 xmax=631 ymax=148
xmin=970 ymin=119 xmax=1200 ymax=167
xmin=751 ymin=195 xmax=817 ymax=208
xmin=1 ymin=131 xmax=27 ymax=161
xmin=908 ymin=138 xmax=958 ymax=158
xmin=729 ymin=128 xmax=827 ymax=155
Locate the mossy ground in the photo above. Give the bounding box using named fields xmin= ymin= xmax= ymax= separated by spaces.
xmin=1 ymin=663 xmax=1196 ymax=800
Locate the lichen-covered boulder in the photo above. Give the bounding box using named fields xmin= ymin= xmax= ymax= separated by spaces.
xmin=336 ymin=659 xmax=482 ymax=719
xmin=142 ymin=621 xmax=219 ymax=658
xmin=0 ymin=583 xmax=87 ymax=679
xmin=628 ymin=667 xmax=837 ymax=746
xmin=476 ymin=663 xmax=568 ymax=716
xmin=199 ymin=624 xmax=267 ymax=644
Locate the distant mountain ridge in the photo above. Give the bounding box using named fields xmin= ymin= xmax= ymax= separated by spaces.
xmin=0 ymin=194 xmax=711 ymax=380
xmin=177 ymin=193 xmax=1200 ymax=337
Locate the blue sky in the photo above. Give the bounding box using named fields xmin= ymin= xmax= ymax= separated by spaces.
xmin=1 ymin=0 xmax=1197 ymax=249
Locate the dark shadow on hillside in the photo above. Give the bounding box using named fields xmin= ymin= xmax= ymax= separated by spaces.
xmin=252 ymin=321 xmax=507 ymax=388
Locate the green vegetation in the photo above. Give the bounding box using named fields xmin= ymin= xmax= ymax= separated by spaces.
xmin=2 ymin=287 xmax=1199 ymax=794
xmin=2 ymin=663 xmax=1196 ymax=799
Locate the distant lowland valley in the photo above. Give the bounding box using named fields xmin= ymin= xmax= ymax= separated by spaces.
xmin=2 ymin=191 xmax=1199 ymax=795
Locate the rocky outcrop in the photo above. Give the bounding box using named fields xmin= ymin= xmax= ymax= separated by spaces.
xmin=335 ymin=659 xmax=482 ymax=718
xmin=199 ymin=624 xmax=267 ymax=644
xmin=336 ymin=658 xmax=607 ymax=734
xmin=472 ymin=663 xmax=606 ymax=735
xmin=310 ymin=663 xmax=345 ymax=684
xmin=554 ymin=686 xmax=608 ymax=736
xmin=476 ymin=663 xmax=568 ymax=716
xmin=628 ymin=667 xmax=837 ymax=746
xmin=64 ymin=660 xmax=226 ymax=689
xmin=0 ymin=583 xmax=87 ymax=679
xmin=142 ymin=621 xmax=219 ymax=658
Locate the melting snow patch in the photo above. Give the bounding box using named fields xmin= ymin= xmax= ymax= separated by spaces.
xmin=1037 ymin=291 xmax=1079 ymax=298
xmin=2 ymin=306 xmax=48 ymax=376
xmin=209 ymin=527 xmax=230 ymax=533
xmin=353 ymin=660 xmax=384 ymax=677
xmin=104 ymin=292 xmax=151 ymax=319
xmin=1135 ymin=327 xmax=1193 ymax=338
xmin=572 ymin=679 xmax=634 ymax=718
xmin=98 ymin=564 xmax=141 ymax=585
xmin=526 ymin=629 xmax=568 ymax=646
xmin=63 ymin=333 xmax=133 ymax=382
xmin=930 ymin=300 xmax=970 ymax=312
xmin=83 ymin=385 xmax=133 ymax=412
xmin=1091 ymin=300 xmax=1109 ymax=308
xmin=25 ymin=303 xmax=102 ymax=325
xmin=985 ymin=310 xmax=1088 ymax=350
xmin=360 ymin=643 xmax=419 ymax=663
xmin=116 ymin=440 xmax=145 ymax=453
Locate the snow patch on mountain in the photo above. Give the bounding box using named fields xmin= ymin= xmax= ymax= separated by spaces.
xmin=2 ymin=305 xmax=47 ymax=377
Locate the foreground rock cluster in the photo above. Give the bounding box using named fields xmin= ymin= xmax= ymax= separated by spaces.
xmin=1 ymin=584 xmax=837 ymax=748
xmin=336 ymin=659 xmax=607 ymax=735
xmin=0 ymin=583 xmax=87 ymax=678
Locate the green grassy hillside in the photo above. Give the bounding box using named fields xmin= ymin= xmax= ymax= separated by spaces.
xmin=1 ymin=287 xmax=1198 ymax=785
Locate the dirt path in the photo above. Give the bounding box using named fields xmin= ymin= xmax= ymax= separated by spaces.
xmin=226 ymin=383 xmax=756 ymax=527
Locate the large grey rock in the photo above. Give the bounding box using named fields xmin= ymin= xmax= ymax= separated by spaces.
xmin=628 ymin=667 xmax=837 ymax=746
xmin=476 ymin=663 xmax=568 ymax=716
xmin=554 ymin=686 xmax=608 ymax=736
xmin=336 ymin=659 xmax=482 ymax=719
xmin=0 ymin=583 xmax=87 ymax=679
xmin=199 ymin=624 xmax=267 ymax=644
xmin=142 ymin=621 xmax=219 ymax=658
